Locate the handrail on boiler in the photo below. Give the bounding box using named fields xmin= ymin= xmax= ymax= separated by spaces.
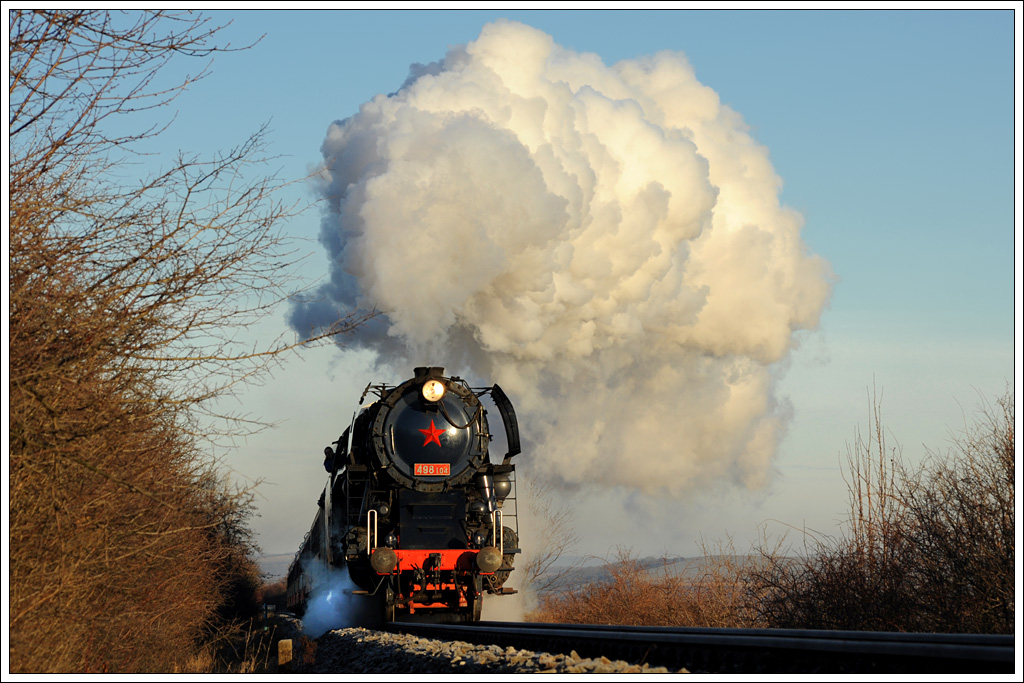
xmin=367 ymin=509 xmax=377 ymax=554
xmin=492 ymin=510 xmax=503 ymax=553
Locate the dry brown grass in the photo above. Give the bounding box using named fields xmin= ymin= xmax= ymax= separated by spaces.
xmin=527 ymin=547 xmax=756 ymax=628
xmin=175 ymin=620 xmax=281 ymax=674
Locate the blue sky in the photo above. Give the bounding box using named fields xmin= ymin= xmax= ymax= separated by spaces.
xmin=123 ymin=8 xmax=1018 ymax=561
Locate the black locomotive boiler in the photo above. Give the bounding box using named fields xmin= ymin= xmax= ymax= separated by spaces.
xmin=286 ymin=367 xmax=521 ymax=623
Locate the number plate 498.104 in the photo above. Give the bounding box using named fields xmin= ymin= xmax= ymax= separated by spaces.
xmin=414 ymin=463 xmax=450 ymax=476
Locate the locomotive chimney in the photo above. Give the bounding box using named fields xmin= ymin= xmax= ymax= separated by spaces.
xmin=414 ymin=366 xmax=445 ymax=379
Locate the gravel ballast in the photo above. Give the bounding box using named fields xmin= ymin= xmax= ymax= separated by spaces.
xmin=291 ymin=626 xmax=689 ymax=673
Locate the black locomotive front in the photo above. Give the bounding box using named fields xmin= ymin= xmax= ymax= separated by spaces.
xmin=287 ymin=366 xmax=520 ymax=623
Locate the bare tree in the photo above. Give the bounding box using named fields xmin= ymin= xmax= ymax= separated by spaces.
xmin=744 ymin=384 xmax=1014 ymax=633
xmin=516 ymin=477 xmax=584 ymax=596
xmin=8 ymin=10 xmax=368 ymax=672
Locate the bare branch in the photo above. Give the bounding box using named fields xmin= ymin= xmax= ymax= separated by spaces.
xmin=8 ymin=11 xmax=352 ymax=672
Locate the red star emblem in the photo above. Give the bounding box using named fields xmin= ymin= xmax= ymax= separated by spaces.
xmin=418 ymin=419 xmax=444 ymax=447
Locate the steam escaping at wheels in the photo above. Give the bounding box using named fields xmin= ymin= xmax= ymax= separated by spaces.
xmin=287 ymin=367 xmax=521 ymax=625
xmin=293 ymin=564 xmax=380 ymax=637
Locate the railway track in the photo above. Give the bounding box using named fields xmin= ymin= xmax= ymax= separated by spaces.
xmin=386 ymin=621 xmax=1016 ymax=673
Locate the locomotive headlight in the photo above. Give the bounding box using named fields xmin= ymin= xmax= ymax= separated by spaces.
xmin=421 ymin=379 xmax=446 ymax=402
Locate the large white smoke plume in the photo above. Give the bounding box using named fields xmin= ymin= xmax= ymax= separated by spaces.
xmin=291 ymin=20 xmax=833 ymax=495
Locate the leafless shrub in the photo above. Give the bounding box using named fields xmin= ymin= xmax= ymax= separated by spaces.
xmin=691 ymin=537 xmax=760 ymax=628
xmin=894 ymin=389 xmax=1015 ymax=633
xmin=744 ymin=385 xmax=1014 ymax=633
xmin=8 ymin=10 xmax=367 ymax=672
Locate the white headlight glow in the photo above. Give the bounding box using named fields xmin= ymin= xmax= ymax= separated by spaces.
xmin=421 ymin=379 xmax=446 ymax=402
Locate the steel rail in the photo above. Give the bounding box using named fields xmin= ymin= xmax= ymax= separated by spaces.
xmin=386 ymin=621 xmax=1016 ymax=673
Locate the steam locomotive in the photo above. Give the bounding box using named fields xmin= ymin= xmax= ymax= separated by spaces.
xmin=286 ymin=367 xmax=521 ymax=623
